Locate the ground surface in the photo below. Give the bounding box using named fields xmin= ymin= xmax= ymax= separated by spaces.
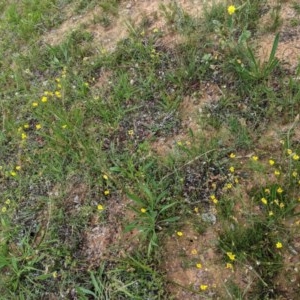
xmin=1 ymin=0 xmax=300 ymax=299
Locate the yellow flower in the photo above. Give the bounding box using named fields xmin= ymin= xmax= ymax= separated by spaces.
xmin=292 ymin=171 xmax=298 ymax=177
xmin=276 ymin=242 xmax=282 ymax=249
xmin=293 ymin=154 xmax=299 ymax=160
xmin=196 ymin=263 xmax=202 ymax=269
xmin=97 ymin=204 xmax=104 ymax=211
xmin=52 ymin=271 xmax=58 ymax=278
xmin=226 ymin=263 xmax=233 ymax=269
xmin=269 ymin=159 xmax=275 ymax=166
xmin=41 ymin=96 xmax=48 ymax=103
xmin=5 ymin=199 xmax=10 ymax=205
xmin=153 ymin=28 xmax=159 ymax=33
xmin=279 ymin=202 xmax=285 ymax=209
xmin=287 ymin=149 xmax=292 ymax=155
xmin=269 ymin=211 xmax=274 ymax=216
xmin=227 ymin=5 xmax=236 ymax=15
xmin=10 ymin=171 xmax=17 ymax=177
xmin=61 ymin=125 xmax=67 ymax=129
xmin=194 ymin=207 xmax=199 ymax=213
xmin=251 ymin=155 xmax=258 ymax=161
xmin=191 ymin=249 xmax=198 ymax=255
xmin=2 ymin=206 xmax=7 ymax=213
xmin=15 ymin=166 xmax=21 ymax=171
xmin=21 ymin=133 xmax=27 ymax=140
xmin=200 ymin=284 xmax=208 ymax=291
xmin=261 ymin=197 xmax=268 ymax=205
xmin=32 ymin=102 xmax=38 ymax=107
xmin=177 ymin=141 xmax=183 ymax=146
xmin=229 ymin=166 xmax=235 ymax=173
xmin=277 ymin=187 xmax=283 ymax=194
xmin=226 ymin=252 xmax=236 ymax=261
xmin=274 ymin=170 xmax=280 ymax=176
xmin=128 ymin=130 xmax=134 ymax=136
xmin=57 ymin=83 xmax=62 ymax=89
xmin=55 ymin=78 xmax=61 ymax=83
xmin=23 ymin=124 xmax=29 ymax=129
xmin=229 ymin=153 xmax=236 ymax=158
xmin=234 ymin=177 xmax=239 ymax=184
xmin=104 ymin=190 xmax=110 ymax=196
xmin=274 ymin=199 xmax=279 ymax=206
xmin=35 ymin=124 xmax=42 ymax=130
xmin=103 ymin=174 xmax=108 ymax=180
xmin=210 ymin=195 xmax=218 ymax=204
xmin=176 ymin=231 xmax=183 ymax=237
xmin=55 ymin=91 xmax=62 ymax=98
xmin=140 ymin=208 xmax=147 ymax=213
xmin=226 ymin=183 xmax=233 ymax=189
xmin=264 ymin=188 xmax=270 ymax=194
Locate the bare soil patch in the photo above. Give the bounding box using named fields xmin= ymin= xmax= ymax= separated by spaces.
xmin=258 ymin=0 xmax=300 ymax=70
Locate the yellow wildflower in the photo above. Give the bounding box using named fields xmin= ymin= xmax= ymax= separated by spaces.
xmin=225 ymin=183 xmax=233 ymax=189
xmin=292 ymin=171 xmax=298 ymax=177
xmin=191 ymin=249 xmax=198 ymax=255
xmin=176 ymin=231 xmax=183 ymax=237
xmin=21 ymin=133 xmax=27 ymax=140
xmin=23 ymin=124 xmax=29 ymax=129
xmin=226 ymin=252 xmax=236 ymax=261
xmin=5 ymin=199 xmax=10 ymax=205
xmin=279 ymin=202 xmax=285 ymax=209
xmin=15 ymin=166 xmax=21 ymax=171
xmin=97 ymin=204 xmax=104 ymax=211
xmin=277 ymin=187 xmax=283 ymax=194
xmin=229 ymin=166 xmax=235 ymax=173
xmin=35 ymin=124 xmax=42 ymax=130
xmin=269 ymin=211 xmax=274 ymax=216
xmin=251 ymin=155 xmax=259 ymax=161
xmin=140 ymin=208 xmax=147 ymax=213
xmin=32 ymin=102 xmax=38 ymax=107
xmin=287 ymin=149 xmax=292 ymax=155
xmin=210 ymin=195 xmax=218 ymax=204
xmin=104 ymin=190 xmax=110 ymax=196
xmin=194 ymin=207 xmax=199 ymax=213
xmin=200 ymin=284 xmax=208 ymax=291
xmin=128 ymin=130 xmax=134 ymax=136
xmin=261 ymin=198 xmax=268 ymax=205
xmin=1 ymin=207 xmax=7 ymax=213
xmin=293 ymin=154 xmax=299 ymax=160
xmin=103 ymin=174 xmax=108 ymax=180
xmin=227 ymin=5 xmax=236 ymax=15
xmin=61 ymin=125 xmax=67 ymax=129
xmin=264 ymin=188 xmax=270 ymax=194
xmin=41 ymin=96 xmax=48 ymax=103
xmin=52 ymin=271 xmax=58 ymax=278
xmin=226 ymin=263 xmax=233 ymax=269
xmin=274 ymin=170 xmax=280 ymax=176
xmin=55 ymin=91 xmax=62 ymax=98
xmin=276 ymin=242 xmax=282 ymax=249
xmin=57 ymin=83 xmax=62 ymax=89
xmin=10 ymin=171 xmax=17 ymax=177
xmin=196 ymin=263 xmax=202 ymax=269
xmin=229 ymin=153 xmax=236 ymax=158
xmin=269 ymin=159 xmax=275 ymax=166
xmin=153 ymin=28 xmax=159 ymax=33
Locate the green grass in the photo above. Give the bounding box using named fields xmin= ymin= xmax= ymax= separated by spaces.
xmin=1 ymin=0 xmax=300 ymax=298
